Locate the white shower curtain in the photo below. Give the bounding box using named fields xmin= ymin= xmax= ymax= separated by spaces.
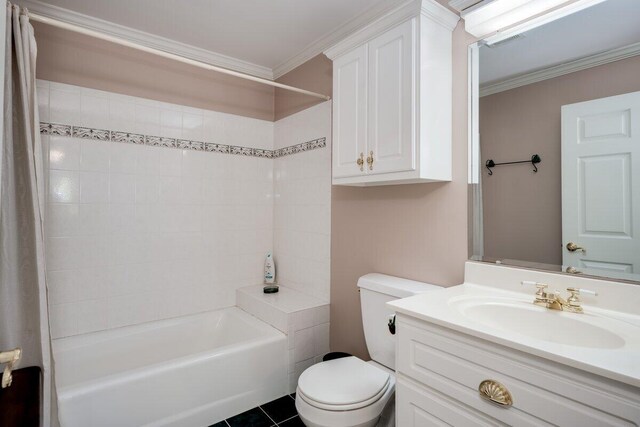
xmin=0 ymin=3 xmax=56 ymax=426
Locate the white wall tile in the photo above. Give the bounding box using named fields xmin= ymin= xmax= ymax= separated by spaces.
xmin=109 ymin=99 xmax=136 ymax=132
xmin=49 ymin=137 xmax=80 ymax=171
xmin=80 ymin=141 xmax=110 ymax=172
xmin=49 ymin=170 xmax=79 ymax=203
xmin=109 ymin=174 xmax=136 ymax=204
xmin=50 ymin=89 xmax=80 ymax=124
xmin=42 ymin=81 xmax=279 ymax=338
xmin=79 ymin=172 xmax=109 ymax=203
xmin=109 ymin=143 xmax=137 ymax=174
xmin=273 ymin=102 xmax=331 ymax=302
xmin=80 ymin=95 xmax=109 ymax=129
xmin=42 ymin=80 xmax=331 ymax=340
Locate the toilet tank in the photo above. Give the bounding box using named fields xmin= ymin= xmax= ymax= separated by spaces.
xmin=357 ymin=273 xmax=441 ymax=370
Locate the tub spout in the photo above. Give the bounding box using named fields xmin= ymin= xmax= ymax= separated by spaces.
xmin=0 ymin=347 xmax=22 ymax=388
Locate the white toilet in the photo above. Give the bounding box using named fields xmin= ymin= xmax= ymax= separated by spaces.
xmin=295 ymin=273 xmax=440 ymax=427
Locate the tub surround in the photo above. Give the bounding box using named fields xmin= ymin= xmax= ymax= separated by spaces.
xmin=40 ymin=122 xmax=327 ymax=159
xmin=237 ymin=285 xmax=330 ymax=393
xmin=274 ymin=101 xmax=332 ymax=303
xmin=39 ymin=80 xmax=331 ymax=338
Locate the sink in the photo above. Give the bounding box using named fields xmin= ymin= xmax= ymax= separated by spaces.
xmin=449 ymin=297 xmax=626 ymax=349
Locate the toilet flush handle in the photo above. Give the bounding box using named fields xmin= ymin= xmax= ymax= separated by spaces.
xmin=388 ymin=315 xmax=396 ymax=335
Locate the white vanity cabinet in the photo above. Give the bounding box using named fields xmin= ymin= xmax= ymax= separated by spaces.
xmin=395 ymin=314 xmax=640 ymax=427
xmin=325 ymin=1 xmax=459 ymax=186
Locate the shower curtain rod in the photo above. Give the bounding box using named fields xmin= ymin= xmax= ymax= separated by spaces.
xmin=27 ymin=12 xmax=332 ymax=101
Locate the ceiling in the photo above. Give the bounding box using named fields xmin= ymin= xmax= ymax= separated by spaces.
xmin=23 ymin=0 xmax=403 ymax=79
xmin=479 ymin=0 xmax=640 ymax=85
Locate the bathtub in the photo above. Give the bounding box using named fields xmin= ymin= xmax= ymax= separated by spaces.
xmin=53 ymin=307 xmax=288 ymax=427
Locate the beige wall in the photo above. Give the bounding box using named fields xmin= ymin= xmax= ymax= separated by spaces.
xmin=274 ymin=54 xmax=333 ymax=121
xmin=480 ymin=55 xmax=640 ymax=265
xmin=33 ymin=22 xmax=275 ymax=121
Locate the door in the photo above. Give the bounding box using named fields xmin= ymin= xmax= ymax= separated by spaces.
xmin=332 ymin=44 xmax=367 ymax=178
xmin=561 ymin=91 xmax=640 ymax=279
xmin=367 ymin=18 xmax=415 ymax=175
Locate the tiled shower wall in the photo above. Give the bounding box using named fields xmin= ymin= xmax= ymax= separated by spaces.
xmin=39 ymin=80 xmax=275 ymax=338
xmin=39 ymin=81 xmax=331 ymax=339
xmin=274 ymin=102 xmax=331 ymax=302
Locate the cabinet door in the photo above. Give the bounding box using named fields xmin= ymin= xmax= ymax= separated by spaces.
xmin=396 ymin=378 xmax=500 ymax=427
xmin=367 ymin=18 xmax=415 ymax=175
xmin=332 ymin=45 xmax=367 ymax=178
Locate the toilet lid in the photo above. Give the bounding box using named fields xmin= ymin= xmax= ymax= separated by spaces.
xmin=297 ymin=357 xmax=390 ymax=409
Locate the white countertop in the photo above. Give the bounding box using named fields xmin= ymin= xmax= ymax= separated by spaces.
xmin=388 ymin=283 xmax=640 ymax=388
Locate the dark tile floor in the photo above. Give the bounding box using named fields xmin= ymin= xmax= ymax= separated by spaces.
xmin=209 ymin=393 xmax=302 ymax=427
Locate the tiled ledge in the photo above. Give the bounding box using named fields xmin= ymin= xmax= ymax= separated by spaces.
xmin=40 ymin=122 xmax=326 ymax=159
xmin=237 ymin=285 xmax=329 ymax=393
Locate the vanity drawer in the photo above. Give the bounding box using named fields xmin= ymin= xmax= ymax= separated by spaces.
xmin=396 ymin=315 xmax=640 ymax=427
xmin=396 ymin=376 xmax=506 ymax=427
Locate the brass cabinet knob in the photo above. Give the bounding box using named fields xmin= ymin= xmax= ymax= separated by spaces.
xmin=478 ymin=380 xmax=513 ymax=407
xmin=566 ymin=242 xmax=586 ymax=253
xmin=356 ymin=152 xmax=364 ymax=171
xmin=366 ymin=151 xmax=374 ymax=170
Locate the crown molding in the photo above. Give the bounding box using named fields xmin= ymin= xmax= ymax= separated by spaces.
xmin=421 ymin=1 xmax=461 ymax=31
xmin=323 ymin=0 xmax=458 ymax=61
xmin=448 ymin=0 xmax=487 ymax=13
xmin=323 ymin=0 xmax=417 ymax=60
xmin=480 ymin=41 xmax=640 ymax=97
xmin=20 ymin=0 xmax=274 ymax=80
xmin=272 ymin=0 xmax=408 ymax=79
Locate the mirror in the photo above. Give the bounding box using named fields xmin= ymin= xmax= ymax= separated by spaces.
xmin=470 ymin=0 xmax=640 ymax=282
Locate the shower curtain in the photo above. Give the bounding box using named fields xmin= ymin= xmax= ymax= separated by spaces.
xmin=0 ymin=4 xmax=56 ymax=426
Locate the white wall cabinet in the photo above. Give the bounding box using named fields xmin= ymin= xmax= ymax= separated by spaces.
xmin=325 ymin=1 xmax=459 ymax=186
xmin=395 ymin=314 xmax=640 ymax=426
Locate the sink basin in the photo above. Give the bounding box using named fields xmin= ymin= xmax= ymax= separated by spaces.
xmin=450 ymin=297 xmax=626 ymax=349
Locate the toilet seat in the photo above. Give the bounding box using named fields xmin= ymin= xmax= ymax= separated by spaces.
xmin=297 ymin=357 xmax=391 ymax=411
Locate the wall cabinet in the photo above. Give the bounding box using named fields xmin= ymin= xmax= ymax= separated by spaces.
xmin=395 ymin=314 xmax=640 ymax=426
xmin=325 ymin=1 xmax=459 ymax=186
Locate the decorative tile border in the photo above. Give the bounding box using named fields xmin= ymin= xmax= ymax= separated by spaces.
xmin=39 ymin=122 xmax=326 ymax=159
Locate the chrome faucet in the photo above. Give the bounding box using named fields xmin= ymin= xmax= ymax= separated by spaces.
xmin=521 ymin=281 xmax=597 ymax=314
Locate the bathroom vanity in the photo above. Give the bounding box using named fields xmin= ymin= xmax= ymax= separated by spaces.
xmin=389 ymin=262 xmax=640 ymax=426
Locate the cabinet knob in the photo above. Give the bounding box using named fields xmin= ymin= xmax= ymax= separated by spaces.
xmin=367 ymin=151 xmax=374 ymax=170
xmin=478 ymin=380 xmax=513 ymax=407
xmin=357 ymin=152 xmax=364 ymax=171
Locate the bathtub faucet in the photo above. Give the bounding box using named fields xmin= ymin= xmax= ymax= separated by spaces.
xmin=0 ymin=347 xmax=21 ymax=388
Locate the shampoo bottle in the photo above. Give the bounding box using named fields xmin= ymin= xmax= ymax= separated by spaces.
xmin=263 ymin=253 xmax=278 ymax=293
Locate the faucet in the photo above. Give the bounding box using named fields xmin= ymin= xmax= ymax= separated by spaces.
xmin=521 ymin=281 xmax=597 ymax=314
xmin=0 ymin=348 xmax=21 ymax=388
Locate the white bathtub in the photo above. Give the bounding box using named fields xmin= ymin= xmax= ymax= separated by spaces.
xmin=53 ymin=307 xmax=288 ymax=427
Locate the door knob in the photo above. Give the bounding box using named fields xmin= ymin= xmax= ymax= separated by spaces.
xmin=566 ymin=242 xmax=585 ymax=253
xmin=356 ymin=153 xmax=364 ymax=171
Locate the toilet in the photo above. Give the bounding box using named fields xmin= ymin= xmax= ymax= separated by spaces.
xmin=295 ymin=273 xmax=440 ymax=427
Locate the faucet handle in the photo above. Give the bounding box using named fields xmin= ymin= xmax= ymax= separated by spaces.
xmin=521 ymin=280 xmax=547 ymax=288
xmin=521 ymin=281 xmax=548 ymax=295
xmin=565 ymin=287 xmax=597 ymax=313
xmin=567 ymin=287 xmax=597 ymax=296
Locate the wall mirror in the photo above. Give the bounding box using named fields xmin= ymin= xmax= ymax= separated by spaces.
xmin=468 ymin=0 xmax=640 ymax=283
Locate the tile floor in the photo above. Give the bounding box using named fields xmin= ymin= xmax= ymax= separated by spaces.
xmin=209 ymin=394 xmax=302 ymax=427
